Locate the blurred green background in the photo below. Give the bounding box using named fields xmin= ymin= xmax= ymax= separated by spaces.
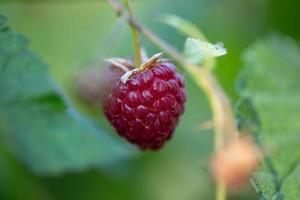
xmin=0 ymin=0 xmax=299 ymax=199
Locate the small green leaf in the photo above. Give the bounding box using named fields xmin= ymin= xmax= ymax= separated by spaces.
xmin=236 ymin=35 xmax=300 ymax=199
xmin=183 ymin=37 xmax=227 ymax=65
xmin=0 ymin=16 xmax=136 ymax=175
xmin=160 ymin=14 xmax=226 ymax=69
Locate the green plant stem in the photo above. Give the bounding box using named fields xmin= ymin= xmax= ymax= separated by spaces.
xmin=107 ymin=1 xmax=238 ymax=199
xmin=124 ymin=0 xmax=142 ymax=67
xmin=216 ymin=182 xmax=226 ymax=200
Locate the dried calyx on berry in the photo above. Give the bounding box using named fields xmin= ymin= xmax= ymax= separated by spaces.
xmin=102 ymin=53 xmax=186 ymax=150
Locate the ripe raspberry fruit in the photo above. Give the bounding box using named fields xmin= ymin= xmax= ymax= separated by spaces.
xmin=102 ymin=55 xmax=186 ymax=150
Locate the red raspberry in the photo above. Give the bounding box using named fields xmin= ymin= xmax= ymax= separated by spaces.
xmin=102 ymin=60 xmax=186 ymax=150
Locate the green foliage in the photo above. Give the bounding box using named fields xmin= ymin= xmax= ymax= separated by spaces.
xmin=161 ymin=14 xmax=225 ymax=69
xmin=183 ymin=37 xmax=227 ymax=66
xmin=0 ymin=16 xmax=135 ymax=175
xmin=236 ymin=35 xmax=300 ymax=199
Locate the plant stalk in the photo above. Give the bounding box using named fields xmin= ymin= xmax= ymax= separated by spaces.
xmin=216 ymin=182 xmax=226 ymax=200
xmin=124 ymin=0 xmax=142 ymax=67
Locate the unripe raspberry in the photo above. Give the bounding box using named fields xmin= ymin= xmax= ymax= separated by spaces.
xmin=102 ymin=57 xmax=186 ymax=150
xmin=210 ymin=136 xmax=262 ymax=190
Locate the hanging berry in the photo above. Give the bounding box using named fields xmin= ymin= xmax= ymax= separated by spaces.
xmin=102 ymin=54 xmax=186 ymax=150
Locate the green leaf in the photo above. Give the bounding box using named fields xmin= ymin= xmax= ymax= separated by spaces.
xmin=160 ymin=15 xmax=215 ymax=69
xmin=183 ymin=37 xmax=227 ymax=66
xmin=0 ymin=16 xmax=135 ymax=175
xmin=236 ymin=35 xmax=300 ymax=199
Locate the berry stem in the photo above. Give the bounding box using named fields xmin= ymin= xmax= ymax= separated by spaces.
xmin=124 ymin=0 xmax=142 ymax=67
xmin=216 ymin=182 xmax=226 ymax=200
